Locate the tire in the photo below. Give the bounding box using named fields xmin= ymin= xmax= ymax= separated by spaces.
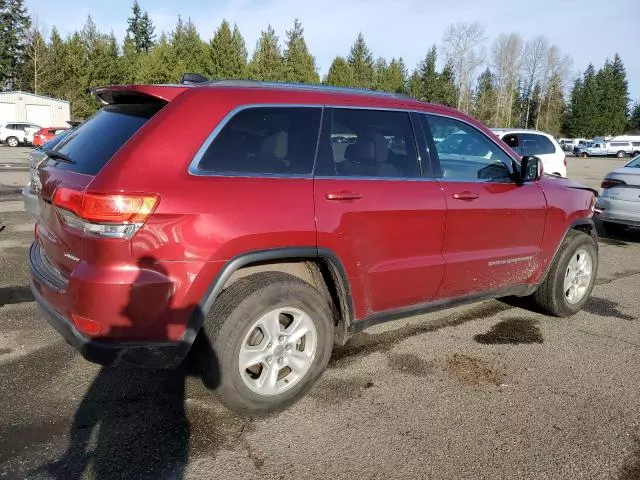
xmin=602 ymin=221 xmax=627 ymax=235
xmin=6 ymin=136 xmax=19 ymax=147
xmin=533 ymin=230 xmax=598 ymax=317
xmin=616 ymin=150 xmax=626 ymax=158
xmin=632 ymin=151 xmax=640 ymax=158
xmin=581 ymin=152 xmax=588 ymax=158
xmin=198 ymin=271 xmax=334 ymax=415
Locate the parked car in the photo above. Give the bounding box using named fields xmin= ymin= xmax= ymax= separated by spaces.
xmin=491 ymin=129 xmax=567 ymax=177
xmin=595 ymin=154 xmax=640 ymax=233
xmin=0 ymin=122 xmax=41 ymax=147
xmin=580 ymin=141 xmax=635 ymax=158
xmin=29 ymin=80 xmax=599 ymax=415
xmin=574 ymin=141 xmax=594 ymax=156
xmin=31 ymin=127 xmax=69 ymax=147
xmin=22 ymin=128 xmax=74 ymax=217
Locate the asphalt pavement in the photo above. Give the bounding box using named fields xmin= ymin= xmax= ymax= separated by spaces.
xmin=1 ymin=149 xmax=639 ymax=480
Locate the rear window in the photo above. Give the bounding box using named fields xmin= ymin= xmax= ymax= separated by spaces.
xmin=610 ymin=142 xmax=629 ymax=147
xmin=195 ymin=107 xmax=322 ymax=175
xmin=509 ymin=133 xmax=556 ymax=156
xmin=50 ymin=103 xmax=163 ymax=175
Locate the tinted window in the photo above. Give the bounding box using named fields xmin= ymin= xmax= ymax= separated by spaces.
xmin=197 ymin=107 xmax=322 ymax=175
xmin=423 ymin=114 xmax=513 ymax=181
xmin=316 ymin=108 xmax=419 ymax=178
xmin=610 ymin=142 xmax=630 ymax=147
xmin=508 ymin=133 xmax=556 ymax=156
xmin=51 ymin=103 xmax=163 ymax=175
xmin=632 ymin=142 xmax=640 ymax=147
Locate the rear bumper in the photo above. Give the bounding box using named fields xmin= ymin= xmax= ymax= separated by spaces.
xmin=595 ymin=198 xmax=640 ymax=227
xmin=29 ymin=244 xmax=189 ymax=369
xmin=22 ymin=184 xmax=40 ymax=217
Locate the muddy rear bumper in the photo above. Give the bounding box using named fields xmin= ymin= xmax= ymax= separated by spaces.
xmin=29 ymin=275 xmax=187 ymax=369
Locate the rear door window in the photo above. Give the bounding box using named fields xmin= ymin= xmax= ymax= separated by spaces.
xmin=195 ymin=107 xmax=322 ymax=175
xmin=315 ymin=108 xmax=420 ymax=178
xmin=50 ymin=103 xmax=163 ymax=175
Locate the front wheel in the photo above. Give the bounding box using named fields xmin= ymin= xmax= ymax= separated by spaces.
xmin=617 ymin=150 xmax=626 ymax=158
xmin=532 ymin=230 xmax=598 ymax=317
xmin=198 ymin=272 xmax=334 ymax=415
xmin=581 ymin=152 xmax=588 ymax=158
xmin=6 ymin=136 xmax=19 ymax=147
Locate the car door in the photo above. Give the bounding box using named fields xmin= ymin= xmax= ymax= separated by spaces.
xmin=420 ymin=114 xmax=547 ymax=299
xmin=314 ymin=107 xmax=447 ymax=319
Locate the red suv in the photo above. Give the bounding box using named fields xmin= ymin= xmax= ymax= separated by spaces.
xmin=29 ymin=80 xmax=599 ymax=414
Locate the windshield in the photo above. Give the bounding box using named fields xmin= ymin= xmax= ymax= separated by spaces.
xmin=627 ymin=155 xmax=640 ymax=167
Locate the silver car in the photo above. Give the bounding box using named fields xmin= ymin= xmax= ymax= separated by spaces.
xmin=22 ymin=129 xmax=73 ymax=216
xmin=595 ymin=155 xmax=640 ymax=233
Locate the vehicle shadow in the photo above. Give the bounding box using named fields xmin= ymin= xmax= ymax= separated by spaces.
xmin=32 ymin=256 xmax=219 ymax=480
xmin=595 ymin=221 xmax=640 ymax=246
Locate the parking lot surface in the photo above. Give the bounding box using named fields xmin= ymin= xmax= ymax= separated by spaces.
xmin=1 ymin=147 xmax=639 ymax=479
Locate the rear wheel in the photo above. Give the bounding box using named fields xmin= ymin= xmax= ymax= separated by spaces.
xmin=533 ymin=230 xmax=597 ymax=317
xmin=602 ymin=221 xmax=627 ymax=235
xmin=198 ymin=272 xmax=334 ymax=415
xmin=616 ymin=150 xmax=626 ymax=158
xmin=632 ymin=151 xmax=640 ymax=157
xmin=6 ymin=136 xmax=19 ymax=147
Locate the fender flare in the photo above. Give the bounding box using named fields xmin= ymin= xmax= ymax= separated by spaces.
xmin=538 ymin=218 xmax=598 ymax=284
xmin=177 ymin=247 xmax=354 ymax=358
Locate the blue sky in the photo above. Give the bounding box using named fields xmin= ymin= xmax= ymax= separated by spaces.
xmin=26 ymin=0 xmax=639 ymax=101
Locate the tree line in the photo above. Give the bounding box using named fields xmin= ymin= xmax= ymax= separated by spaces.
xmin=0 ymin=0 xmax=635 ymax=137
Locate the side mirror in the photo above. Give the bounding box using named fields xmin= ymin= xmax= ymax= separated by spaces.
xmin=516 ymin=156 xmax=543 ymax=185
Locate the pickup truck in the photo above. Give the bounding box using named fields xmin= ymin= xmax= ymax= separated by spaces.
xmin=579 ymin=141 xmax=635 ymax=158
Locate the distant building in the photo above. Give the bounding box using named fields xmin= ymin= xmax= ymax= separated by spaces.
xmin=0 ymin=91 xmax=71 ymax=128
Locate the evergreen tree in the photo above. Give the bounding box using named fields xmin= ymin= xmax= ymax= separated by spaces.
xmin=120 ymin=34 xmax=139 ymax=84
xmin=248 ymin=25 xmax=283 ymax=81
xmin=282 ymin=19 xmax=319 ymax=84
xmin=414 ymin=45 xmax=439 ymax=102
xmin=171 ymin=17 xmax=210 ymax=78
xmin=376 ymin=57 xmax=407 ymax=93
xmin=473 ymin=68 xmax=497 ymax=125
xmin=347 ymin=33 xmax=374 ymax=89
xmin=126 ymin=1 xmax=143 ymax=51
xmin=628 ymin=102 xmax=640 ymax=132
xmin=436 ymin=60 xmax=458 ymax=107
xmin=0 ymin=0 xmax=31 ymax=88
xmin=600 ymin=54 xmax=629 ymax=135
xmin=127 ymin=2 xmax=155 ymax=53
xmin=136 ymin=32 xmax=175 ymax=84
xmin=41 ymin=27 xmax=66 ymax=98
xmin=140 ymin=12 xmax=155 ymax=52
xmin=209 ymin=20 xmax=247 ymax=79
xmin=324 ymin=56 xmax=354 ymax=87
xmin=373 ymin=57 xmax=388 ymax=90
xmin=65 ymin=31 xmax=93 ymax=118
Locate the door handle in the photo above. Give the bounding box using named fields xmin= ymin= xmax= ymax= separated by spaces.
xmin=452 ymin=191 xmax=479 ymax=201
xmin=325 ymin=191 xmax=363 ymax=201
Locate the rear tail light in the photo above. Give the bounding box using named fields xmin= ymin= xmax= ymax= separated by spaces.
xmin=601 ymin=178 xmax=626 ymax=189
xmin=52 ymin=188 xmax=159 ymax=239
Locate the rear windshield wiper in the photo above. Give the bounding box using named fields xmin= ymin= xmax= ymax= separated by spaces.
xmin=44 ymin=150 xmax=75 ymax=164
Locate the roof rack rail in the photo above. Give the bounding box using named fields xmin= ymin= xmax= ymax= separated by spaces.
xmin=180 ymin=73 xmax=209 ymax=85
xmin=203 ymin=79 xmax=414 ymax=100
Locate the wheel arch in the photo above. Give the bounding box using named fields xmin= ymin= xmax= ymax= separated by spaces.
xmin=538 ymin=218 xmax=597 ymax=285
xmin=180 ymin=247 xmax=354 ymax=358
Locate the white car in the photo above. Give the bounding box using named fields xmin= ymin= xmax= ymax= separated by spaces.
xmin=0 ymin=122 xmax=41 ymax=147
xmin=491 ymin=128 xmax=567 ymax=177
